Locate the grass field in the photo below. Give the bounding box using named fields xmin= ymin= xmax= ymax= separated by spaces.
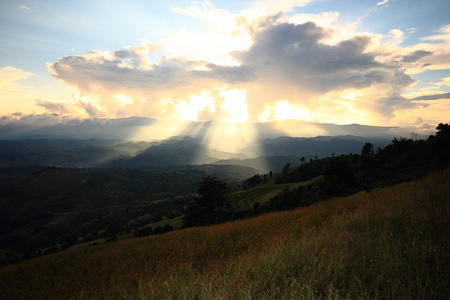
xmin=232 ymin=177 xmax=321 ymax=211
xmin=1 ymin=169 xmax=449 ymax=299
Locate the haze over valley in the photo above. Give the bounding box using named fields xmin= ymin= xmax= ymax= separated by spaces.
xmin=1 ymin=0 xmax=449 ymax=298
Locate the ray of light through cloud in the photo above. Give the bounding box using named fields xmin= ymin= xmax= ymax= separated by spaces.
xmin=0 ymin=0 xmax=449 ymax=147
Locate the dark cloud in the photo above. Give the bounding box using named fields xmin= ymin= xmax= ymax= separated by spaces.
xmin=412 ymin=92 xmax=450 ymax=101
xmin=76 ymin=100 xmax=106 ymax=118
xmin=199 ymin=64 xmax=254 ymax=83
xmin=35 ymin=99 xmax=72 ymax=115
xmin=48 ymin=21 xmax=414 ymax=99
xmin=402 ymin=50 xmax=433 ymax=63
xmin=232 ymin=22 xmax=414 ymax=93
xmin=46 ymin=21 xmax=418 ymax=121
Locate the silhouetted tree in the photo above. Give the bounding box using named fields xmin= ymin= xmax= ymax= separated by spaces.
xmin=183 ymin=176 xmax=229 ymax=226
xmin=361 ymin=142 xmax=375 ymax=157
xmin=322 ymin=157 xmax=358 ymax=197
xmin=301 ymin=157 xmax=305 ymax=163
xmin=436 ymin=123 xmax=450 ymax=137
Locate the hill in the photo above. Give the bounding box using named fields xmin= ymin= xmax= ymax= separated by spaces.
xmin=0 ymin=123 xmax=448 ymax=266
xmin=1 ymin=168 xmax=448 ymax=299
xmin=0 ymin=164 xmax=263 ymax=266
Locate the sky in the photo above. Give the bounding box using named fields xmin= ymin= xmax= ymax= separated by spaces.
xmin=1 ymin=0 xmax=450 ymax=140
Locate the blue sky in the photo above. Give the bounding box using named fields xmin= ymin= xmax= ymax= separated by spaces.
xmin=1 ymin=0 xmax=449 ymax=138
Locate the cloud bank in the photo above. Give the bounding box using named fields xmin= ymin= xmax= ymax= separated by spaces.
xmin=3 ymin=1 xmax=448 ymax=131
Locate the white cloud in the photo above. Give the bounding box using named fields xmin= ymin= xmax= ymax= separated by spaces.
xmin=242 ymin=0 xmax=317 ymax=19
xmin=19 ymin=5 xmax=31 ymax=11
xmin=376 ymin=0 xmax=396 ymax=8
xmin=421 ymin=24 xmax=450 ymax=43
xmin=168 ymin=1 xmax=251 ymax=65
xmin=435 ymin=77 xmax=450 ymax=87
xmin=402 ymin=24 xmax=450 ymax=71
xmin=288 ymin=11 xmax=340 ymax=27
xmin=32 ymin=2 xmax=448 ymax=128
xmin=0 ymin=66 xmax=33 ymax=93
xmin=388 ymin=29 xmax=404 ymax=46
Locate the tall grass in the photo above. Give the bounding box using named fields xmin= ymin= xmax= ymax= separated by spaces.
xmin=1 ymin=170 xmax=449 ymax=299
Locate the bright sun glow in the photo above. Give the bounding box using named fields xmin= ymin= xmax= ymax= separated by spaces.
xmin=176 ymin=90 xmax=216 ymax=121
xmin=219 ymin=88 xmax=248 ymax=122
xmin=175 ymin=88 xmax=249 ymax=123
xmin=114 ymin=94 xmax=133 ymax=106
xmin=258 ymin=100 xmax=311 ymax=122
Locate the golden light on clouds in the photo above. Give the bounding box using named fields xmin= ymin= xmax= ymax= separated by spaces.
xmin=176 ymin=91 xmax=216 ymax=122
xmin=2 ymin=0 xmax=449 ymax=139
xmin=219 ymin=88 xmax=248 ymax=122
xmin=114 ymin=94 xmax=134 ymax=106
xmin=258 ymin=101 xmax=310 ymax=122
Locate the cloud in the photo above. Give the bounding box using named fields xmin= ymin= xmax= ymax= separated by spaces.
xmin=411 ymin=92 xmax=450 ymax=101
xmin=388 ymin=29 xmax=404 ymax=46
xmin=288 ymin=11 xmax=339 ymax=27
xmin=47 ymin=42 xmax=254 ymax=120
xmin=404 ymin=24 xmax=450 ymax=71
xmin=40 ymin=2 xmax=448 ymax=128
xmin=421 ymin=24 xmax=450 ymax=43
xmin=229 ymin=21 xmax=415 ymax=120
xmin=376 ymin=0 xmax=396 ymax=8
xmin=435 ymin=77 xmax=450 ymax=86
xmin=35 ymin=98 xmax=108 ymax=118
xmin=402 ymin=50 xmax=433 ymax=63
xmin=48 ymin=43 xmax=252 ymax=93
xmin=35 ymin=99 xmax=74 ymax=115
xmin=234 ymin=21 xmax=414 ymax=92
xmin=0 ymin=66 xmax=33 ymax=93
xmin=47 ymin=17 xmax=419 ymax=124
xmin=0 ymin=114 xmax=160 ymax=140
xmin=168 ymin=1 xmax=251 ymax=65
xmin=18 ymin=5 xmax=31 ymax=11
xmin=376 ymin=0 xmax=389 ymax=6
xmin=0 ymin=66 xmax=37 ymax=114
xmin=243 ymin=0 xmax=317 ymax=18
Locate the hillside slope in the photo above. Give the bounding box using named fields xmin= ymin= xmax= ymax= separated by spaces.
xmin=1 ymin=169 xmax=449 ymax=299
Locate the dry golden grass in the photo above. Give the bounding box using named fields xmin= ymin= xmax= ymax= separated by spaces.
xmin=1 ymin=170 xmax=449 ymax=299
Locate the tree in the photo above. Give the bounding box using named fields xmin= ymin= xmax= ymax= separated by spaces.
xmin=301 ymin=157 xmax=305 ymax=163
xmin=322 ymin=157 xmax=358 ymax=197
xmin=436 ymin=123 xmax=450 ymax=138
xmin=183 ymin=176 xmax=230 ymax=226
xmin=361 ymin=142 xmax=375 ymax=157
xmin=243 ymin=174 xmax=262 ymax=189
xmin=282 ymin=163 xmax=291 ymax=173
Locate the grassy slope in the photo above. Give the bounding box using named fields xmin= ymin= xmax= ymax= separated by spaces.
xmin=1 ymin=170 xmax=449 ymax=299
xmin=232 ymin=176 xmax=322 ymax=210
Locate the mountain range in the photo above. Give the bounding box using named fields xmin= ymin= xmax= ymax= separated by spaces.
xmin=0 ymin=134 xmax=390 ymax=175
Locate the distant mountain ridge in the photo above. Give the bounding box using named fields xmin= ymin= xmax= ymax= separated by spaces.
xmin=0 ymin=135 xmax=391 ymax=173
xmin=0 ymin=117 xmax=409 ymax=141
